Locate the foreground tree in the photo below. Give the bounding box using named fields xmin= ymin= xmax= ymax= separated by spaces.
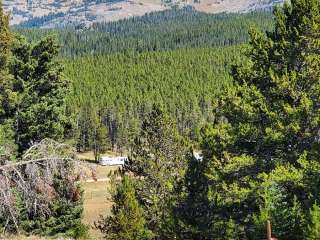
xmin=0 ymin=1 xmax=71 ymax=154
xmin=0 ymin=3 xmax=84 ymax=237
xmin=0 ymin=0 xmax=14 ymax=120
xmin=181 ymin=0 xmax=320 ymax=239
xmin=307 ymin=203 xmax=320 ymax=240
xmin=10 ymin=36 xmax=70 ymax=152
xmin=97 ymin=176 xmax=152 ymax=240
xmin=0 ymin=1 xmax=17 ymax=161
xmin=125 ymin=105 xmax=189 ymax=238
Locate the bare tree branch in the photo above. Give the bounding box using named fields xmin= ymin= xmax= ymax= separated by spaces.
xmin=0 ymin=139 xmax=83 ymax=234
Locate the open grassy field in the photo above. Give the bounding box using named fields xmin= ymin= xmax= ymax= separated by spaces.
xmin=82 ymin=180 xmax=112 ymax=240
xmin=79 ymin=152 xmax=123 ymax=239
xmin=77 ymin=151 xmax=121 ymax=161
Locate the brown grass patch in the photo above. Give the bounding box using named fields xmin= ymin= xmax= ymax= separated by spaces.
xmin=82 ymin=181 xmax=112 ymax=240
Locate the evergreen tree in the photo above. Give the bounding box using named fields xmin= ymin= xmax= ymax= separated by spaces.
xmin=175 ymin=154 xmax=211 ymax=239
xmin=65 ymin=46 xmax=238 ymax=153
xmin=0 ymin=123 xmax=17 ymax=163
xmin=97 ymin=176 xmax=152 ymax=240
xmin=10 ymin=36 xmax=70 ymax=152
xmin=125 ymin=105 xmax=189 ymax=238
xmin=225 ymin=218 xmax=240 ymax=240
xmin=17 ymin=9 xmax=273 ymax=57
xmin=307 ymin=203 xmax=320 ymax=240
xmin=0 ymin=1 xmax=18 ymax=161
xmin=0 ymin=0 xmax=11 ymax=82
xmin=186 ymin=0 xmax=320 ymax=238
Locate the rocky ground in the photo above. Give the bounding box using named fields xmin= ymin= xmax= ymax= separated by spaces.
xmin=3 ymin=0 xmax=283 ymax=28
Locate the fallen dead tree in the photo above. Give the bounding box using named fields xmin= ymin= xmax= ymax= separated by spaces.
xmin=0 ymin=139 xmax=84 ymax=235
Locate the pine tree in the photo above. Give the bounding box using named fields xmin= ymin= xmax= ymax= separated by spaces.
xmin=10 ymin=36 xmax=70 ymax=152
xmin=0 ymin=0 xmax=11 ymax=73
xmin=225 ymin=218 xmax=240 ymax=240
xmin=0 ymin=1 xmax=18 ymax=161
xmin=97 ymin=176 xmax=152 ymax=240
xmin=307 ymin=204 xmax=320 ymax=240
xmin=125 ymin=105 xmax=189 ymax=238
xmin=0 ymin=123 xmax=17 ymax=163
xmin=174 ymin=154 xmax=211 ymax=239
xmin=190 ymin=0 xmax=320 ymax=238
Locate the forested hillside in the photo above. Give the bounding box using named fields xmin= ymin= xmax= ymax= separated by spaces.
xmin=2 ymin=0 xmax=320 ymax=239
xmin=44 ymin=8 xmax=273 ymax=156
xmin=101 ymin=1 xmax=320 ymax=239
xmin=38 ymin=8 xmax=275 ymax=156
xmin=16 ymin=8 xmax=273 ymax=56
xmin=65 ymin=47 xmax=240 ymax=153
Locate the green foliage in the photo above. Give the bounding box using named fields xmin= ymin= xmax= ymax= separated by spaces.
xmin=178 ymin=0 xmax=320 ymax=238
xmin=0 ymin=121 xmax=17 ymax=162
xmin=0 ymin=2 xmax=83 ymax=238
xmin=10 ymin=36 xmax=70 ymax=152
xmin=3 ymin=0 xmax=320 ymax=238
xmin=307 ymin=203 xmax=320 ymax=240
xmin=225 ymin=218 xmax=240 ymax=240
xmin=174 ymin=155 xmax=211 ymax=239
xmin=0 ymin=0 xmax=11 ymax=70
xmin=124 ymin=106 xmax=189 ymax=238
xmin=17 ymin=178 xmax=86 ymax=239
xmin=0 ymin=8 xmax=70 ymax=154
xmin=65 ymin=47 xmax=239 ymax=153
xmin=0 ymin=0 xmax=17 ymax=143
xmin=251 ymin=182 xmax=305 ymax=239
xmin=16 ymin=8 xmax=273 ymax=57
xmin=14 ymin=9 xmax=275 ymax=155
xmin=97 ymin=175 xmax=153 ymax=240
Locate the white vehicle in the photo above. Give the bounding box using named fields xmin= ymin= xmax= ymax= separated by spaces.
xmin=99 ymin=156 xmax=128 ymax=166
xmin=193 ymin=151 xmax=203 ymax=161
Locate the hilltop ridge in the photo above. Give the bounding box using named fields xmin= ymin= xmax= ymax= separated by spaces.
xmin=4 ymin=0 xmax=282 ymax=28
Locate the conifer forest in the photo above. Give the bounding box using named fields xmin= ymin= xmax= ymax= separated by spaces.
xmin=1 ymin=0 xmax=320 ymax=239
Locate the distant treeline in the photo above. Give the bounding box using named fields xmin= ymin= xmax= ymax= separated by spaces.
xmin=17 ymin=12 xmax=66 ymax=28
xmin=15 ymin=7 xmax=273 ymax=57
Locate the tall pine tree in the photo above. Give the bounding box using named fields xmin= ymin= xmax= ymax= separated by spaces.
xmin=0 ymin=0 xmax=17 ymax=161
xmin=125 ymin=105 xmax=189 ymax=239
xmin=97 ymin=176 xmax=152 ymax=240
xmin=183 ymin=0 xmax=320 ymax=239
xmin=10 ymin=36 xmax=70 ymax=152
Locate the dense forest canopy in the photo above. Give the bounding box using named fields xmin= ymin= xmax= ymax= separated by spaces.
xmin=100 ymin=0 xmax=320 ymax=239
xmin=1 ymin=0 xmax=320 ymax=239
xmin=15 ymin=7 xmax=273 ymax=57
xmin=65 ymin=47 xmax=240 ymax=153
xmin=28 ymin=8 xmax=273 ymax=155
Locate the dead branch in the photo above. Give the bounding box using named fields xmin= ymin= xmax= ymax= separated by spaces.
xmin=0 ymin=139 xmax=83 ymax=233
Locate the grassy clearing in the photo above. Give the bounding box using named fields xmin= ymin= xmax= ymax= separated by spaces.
xmin=83 ymin=181 xmax=111 ymax=240
xmin=77 ymin=151 xmax=122 ymax=161
xmin=81 ymin=161 xmax=121 ymax=239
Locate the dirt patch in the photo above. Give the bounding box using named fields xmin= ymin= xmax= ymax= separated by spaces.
xmin=82 ymin=181 xmax=112 ymax=240
xmin=80 ymin=161 xmax=120 ymax=239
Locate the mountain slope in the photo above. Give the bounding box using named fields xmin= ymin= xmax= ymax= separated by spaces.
xmin=3 ymin=0 xmax=282 ymax=28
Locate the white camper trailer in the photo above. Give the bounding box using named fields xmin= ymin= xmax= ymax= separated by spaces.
xmin=99 ymin=156 xmax=127 ymax=166
xmin=193 ymin=151 xmax=203 ymax=161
